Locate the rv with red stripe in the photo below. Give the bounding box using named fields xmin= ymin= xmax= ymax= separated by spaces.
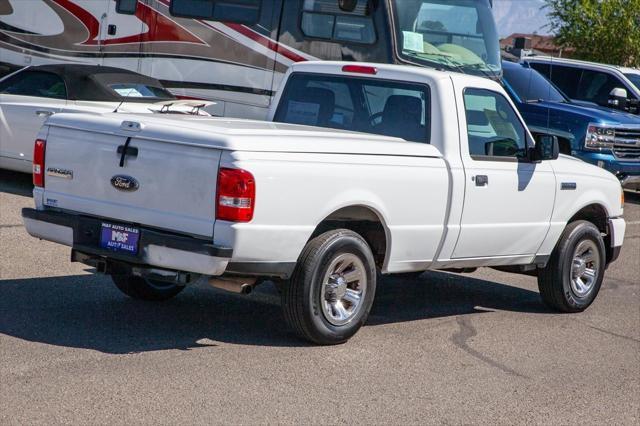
xmin=0 ymin=0 xmax=501 ymax=119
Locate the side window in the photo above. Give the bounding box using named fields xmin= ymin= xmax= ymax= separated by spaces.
xmin=170 ymin=0 xmax=261 ymax=25
xmin=576 ymin=70 xmax=622 ymax=106
xmin=116 ymin=0 xmax=137 ymax=14
xmin=463 ymin=88 xmax=527 ymax=159
xmin=545 ymin=65 xmax=581 ymax=98
xmin=0 ymin=71 xmax=67 ymax=99
xmin=301 ymin=0 xmax=376 ymax=44
xmin=528 ymin=62 xmax=550 ymax=77
xmin=273 ymin=73 xmax=430 ymax=144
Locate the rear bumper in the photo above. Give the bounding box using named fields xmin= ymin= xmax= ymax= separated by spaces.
xmin=22 ymin=208 xmax=232 ymax=276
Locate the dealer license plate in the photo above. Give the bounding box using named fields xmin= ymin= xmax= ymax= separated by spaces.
xmin=99 ymin=222 xmax=140 ymax=255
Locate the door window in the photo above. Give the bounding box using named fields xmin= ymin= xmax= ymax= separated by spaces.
xmin=576 ymin=70 xmax=623 ymax=106
xmin=0 ymin=71 xmax=67 ymax=99
xmin=463 ymin=88 xmax=527 ymax=159
xmin=274 ymin=73 xmax=430 ymax=143
xmin=530 ymin=63 xmax=581 ymax=99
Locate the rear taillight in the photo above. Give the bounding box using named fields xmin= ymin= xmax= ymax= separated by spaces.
xmin=216 ymin=167 xmax=255 ymax=222
xmin=33 ymin=139 xmax=46 ymax=187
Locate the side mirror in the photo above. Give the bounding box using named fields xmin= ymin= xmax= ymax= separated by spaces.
xmin=531 ymin=134 xmax=559 ymax=161
xmin=608 ymin=87 xmax=628 ymax=110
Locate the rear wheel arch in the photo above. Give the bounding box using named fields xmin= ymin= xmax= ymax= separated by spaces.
xmin=309 ymin=205 xmax=389 ymax=269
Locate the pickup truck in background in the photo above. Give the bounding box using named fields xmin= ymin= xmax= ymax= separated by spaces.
xmin=22 ymin=62 xmax=626 ymax=344
xmin=501 ymin=61 xmax=640 ymax=190
xmin=523 ymin=57 xmax=640 ymax=116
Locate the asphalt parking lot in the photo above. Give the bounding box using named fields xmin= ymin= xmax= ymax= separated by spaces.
xmin=1 ymin=169 xmax=638 ymax=425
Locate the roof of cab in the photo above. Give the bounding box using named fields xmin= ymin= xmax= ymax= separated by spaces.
xmin=523 ymin=56 xmax=635 ymax=73
xmin=288 ymin=61 xmax=502 ymax=91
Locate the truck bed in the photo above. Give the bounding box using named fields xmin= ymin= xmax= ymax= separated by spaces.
xmin=47 ymin=113 xmax=443 ymax=157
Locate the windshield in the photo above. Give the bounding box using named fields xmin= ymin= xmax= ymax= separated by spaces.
xmin=390 ymin=0 xmax=501 ymax=78
xmin=502 ymin=63 xmax=567 ymax=103
xmin=624 ymin=73 xmax=640 ymax=91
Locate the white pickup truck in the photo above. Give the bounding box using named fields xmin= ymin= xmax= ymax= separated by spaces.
xmin=22 ymin=62 xmax=626 ymax=345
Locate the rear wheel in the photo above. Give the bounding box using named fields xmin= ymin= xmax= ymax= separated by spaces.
xmin=111 ymin=274 xmax=185 ymax=301
xmin=537 ymin=220 xmax=605 ymax=312
xmin=282 ymin=229 xmax=377 ymax=345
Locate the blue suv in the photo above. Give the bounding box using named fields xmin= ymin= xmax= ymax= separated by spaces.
xmin=502 ymin=61 xmax=640 ymax=189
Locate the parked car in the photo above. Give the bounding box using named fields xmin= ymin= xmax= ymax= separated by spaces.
xmin=22 ymin=62 xmax=626 ymax=344
xmin=0 ymin=64 xmax=210 ymax=174
xmin=501 ymin=60 xmax=640 ymax=189
xmin=523 ymin=56 xmax=640 ymax=115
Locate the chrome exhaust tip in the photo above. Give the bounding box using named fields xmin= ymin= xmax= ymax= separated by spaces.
xmin=208 ymin=276 xmax=256 ymax=295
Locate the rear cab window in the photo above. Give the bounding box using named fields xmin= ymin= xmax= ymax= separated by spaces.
xmin=273 ymin=73 xmax=430 ymax=143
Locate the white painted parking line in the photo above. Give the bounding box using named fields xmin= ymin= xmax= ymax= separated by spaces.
xmin=626 ymin=221 xmax=640 ymax=226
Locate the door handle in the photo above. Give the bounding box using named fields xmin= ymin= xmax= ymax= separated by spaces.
xmin=474 ymin=175 xmax=489 ymax=186
xmin=36 ymin=110 xmax=54 ymax=117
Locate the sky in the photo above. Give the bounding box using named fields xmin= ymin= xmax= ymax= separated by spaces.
xmin=492 ymin=0 xmax=551 ymax=37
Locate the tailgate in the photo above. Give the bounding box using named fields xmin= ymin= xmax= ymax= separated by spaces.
xmin=41 ymin=124 xmax=221 ymax=238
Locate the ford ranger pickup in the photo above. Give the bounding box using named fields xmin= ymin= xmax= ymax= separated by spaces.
xmin=22 ymin=62 xmax=626 ymax=344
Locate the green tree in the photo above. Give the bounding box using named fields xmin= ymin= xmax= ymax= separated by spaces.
xmin=545 ymin=0 xmax=640 ymax=67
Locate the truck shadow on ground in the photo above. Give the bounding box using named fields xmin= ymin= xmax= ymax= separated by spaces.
xmin=0 ymin=271 xmax=550 ymax=352
xmin=0 ymin=170 xmax=33 ymax=197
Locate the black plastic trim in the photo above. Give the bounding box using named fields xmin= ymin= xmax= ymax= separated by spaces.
xmin=226 ymin=262 xmax=296 ymax=279
xmin=608 ymin=246 xmax=621 ymax=264
xmin=533 ymin=254 xmax=550 ymax=268
xmin=22 ymin=208 xmax=232 ymax=259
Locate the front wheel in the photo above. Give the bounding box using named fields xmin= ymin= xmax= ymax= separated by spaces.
xmin=111 ymin=274 xmax=185 ymax=301
xmin=281 ymin=229 xmax=377 ymax=345
xmin=537 ymin=220 xmax=606 ymax=312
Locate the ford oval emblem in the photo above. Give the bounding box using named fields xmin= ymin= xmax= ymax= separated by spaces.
xmin=111 ymin=175 xmax=139 ymax=192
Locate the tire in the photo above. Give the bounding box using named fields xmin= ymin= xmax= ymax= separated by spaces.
xmin=111 ymin=274 xmax=185 ymax=301
xmin=282 ymin=229 xmax=377 ymax=345
xmin=537 ymin=220 xmax=606 ymax=312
